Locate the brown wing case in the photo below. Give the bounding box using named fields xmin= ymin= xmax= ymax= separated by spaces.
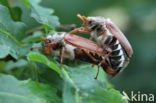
xmin=64 ymin=34 xmax=105 ymax=55
xmin=106 ymin=21 xmax=133 ymax=57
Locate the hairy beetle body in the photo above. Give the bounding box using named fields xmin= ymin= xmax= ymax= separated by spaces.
xmin=31 ymin=32 xmax=107 ymax=78
xmin=70 ymin=14 xmax=133 ymax=78
xmin=88 ymin=18 xmax=130 ymax=74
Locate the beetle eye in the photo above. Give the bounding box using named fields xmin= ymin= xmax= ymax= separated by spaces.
xmin=88 ymin=21 xmax=92 ymax=24
xmin=48 ymin=40 xmax=51 ymax=43
xmin=45 ymin=39 xmax=51 ymax=44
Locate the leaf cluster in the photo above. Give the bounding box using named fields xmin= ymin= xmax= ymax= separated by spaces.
xmin=0 ymin=0 xmax=128 ymax=103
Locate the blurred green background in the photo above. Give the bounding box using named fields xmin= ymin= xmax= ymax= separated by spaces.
xmin=5 ymin=0 xmax=156 ymax=102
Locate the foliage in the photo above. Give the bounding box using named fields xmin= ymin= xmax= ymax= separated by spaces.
xmin=0 ymin=74 xmax=61 ymax=103
xmin=0 ymin=0 xmax=131 ymax=103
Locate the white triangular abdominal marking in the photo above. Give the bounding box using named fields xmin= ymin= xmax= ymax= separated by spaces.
xmin=84 ymin=16 xmax=131 ymax=72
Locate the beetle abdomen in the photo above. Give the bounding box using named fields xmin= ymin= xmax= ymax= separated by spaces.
xmin=109 ymin=37 xmax=127 ymax=71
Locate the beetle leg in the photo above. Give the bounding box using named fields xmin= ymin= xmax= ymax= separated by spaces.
xmin=94 ymin=66 xmax=100 ymax=79
xmin=40 ymin=36 xmax=46 ymax=40
xmin=70 ymin=27 xmax=91 ymax=34
xmin=109 ymin=73 xmax=118 ymax=80
xmin=46 ymin=43 xmax=57 ymax=48
xmin=83 ymin=50 xmax=97 ymax=63
xmin=98 ymin=48 xmax=112 ymax=67
xmin=45 ymin=47 xmax=51 ymax=55
xmin=45 ymin=43 xmax=57 ymax=55
xmin=80 ymin=27 xmax=91 ymax=32
xmin=59 ymin=47 xmax=65 ymax=68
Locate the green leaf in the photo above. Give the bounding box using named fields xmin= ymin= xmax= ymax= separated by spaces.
xmin=0 ymin=5 xmax=22 ymax=59
xmin=0 ymin=0 xmax=22 ymax=21
xmin=28 ymin=52 xmax=61 ymax=74
xmin=22 ymin=31 xmax=43 ymax=43
xmin=0 ymin=0 xmax=9 ymax=7
xmin=10 ymin=7 xmax=22 ymax=21
xmin=29 ymin=0 xmax=60 ymax=31
xmin=27 ymin=52 xmax=128 ymax=103
xmin=0 ymin=5 xmax=32 ymax=59
xmin=62 ymin=65 xmax=128 ymax=103
xmin=0 ymin=29 xmax=31 ymax=59
xmin=18 ymin=0 xmax=30 ymax=8
xmin=0 ymin=61 xmax=6 ymax=72
xmin=0 ymin=74 xmax=61 ymax=103
xmin=5 ymin=59 xmax=28 ymax=71
xmin=0 ymin=45 xmax=10 ymax=58
xmin=0 ymin=32 xmax=19 ymax=59
xmin=0 ymin=5 xmax=26 ymax=40
xmin=3 ymin=59 xmax=29 ymax=78
xmin=80 ymin=88 xmax=129 ymax=103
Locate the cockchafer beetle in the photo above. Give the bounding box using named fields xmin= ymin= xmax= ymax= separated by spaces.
xmin=31 ymin=32 xmax=107 ymax=79
xmin=70 ymin=14 xmax=133 ymax=78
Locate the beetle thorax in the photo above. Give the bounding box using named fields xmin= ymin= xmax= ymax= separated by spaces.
xmin=88 ymin=17 xmax=106 ymax=24
xmin=85 ymin=17 xmax=114 ymax=45
xmin=87 ymin=17 xmax=106 ymax=30
xmin=91 ymin=28 xmax=113 ymax=45
xmin=47 ymin=32 xmax=66 ymax=45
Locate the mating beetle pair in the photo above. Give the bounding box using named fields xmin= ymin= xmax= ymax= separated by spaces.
xmin=31 ymin=14 xmax=133 ymax=79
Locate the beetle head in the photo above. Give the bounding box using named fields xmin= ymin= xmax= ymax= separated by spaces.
xmin=40 ymin=36 xmax=50 ymax=45
xmin=77 ymin=14 xmax=105 ymax=28
xmin=40 ymin=36 xmax=51 ymax=46
xmin=40 ymin=32 xmax=65 ymax=50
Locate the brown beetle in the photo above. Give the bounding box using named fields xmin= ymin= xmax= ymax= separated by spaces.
xmin=70 ymin=14 xmax=133 ymax=78
xmin=31 ymin=32 xmax=107 ymax=78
